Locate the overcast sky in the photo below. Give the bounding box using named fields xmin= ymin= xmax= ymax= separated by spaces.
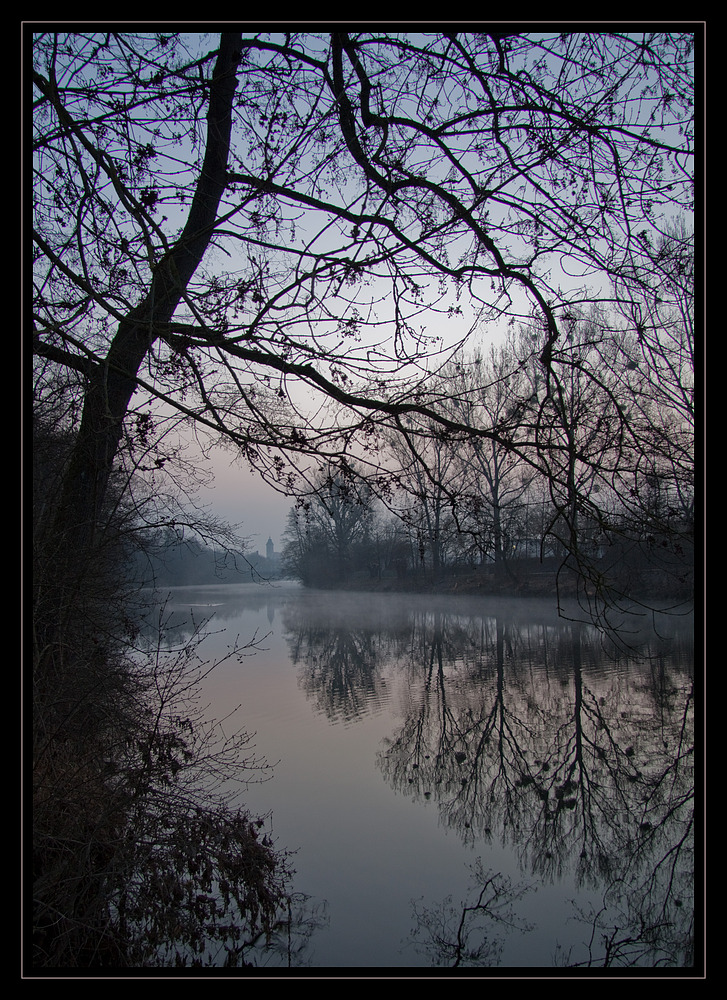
xmin=199 ymin=446 xmax=293 ymax=554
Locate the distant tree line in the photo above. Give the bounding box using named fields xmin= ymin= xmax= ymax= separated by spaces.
xmin=282 ymin=318 xmax=694 ymax=602
xmin=131 ymin=528 xmax=282 ymax=587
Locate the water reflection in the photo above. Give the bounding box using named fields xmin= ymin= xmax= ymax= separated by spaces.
xmin=149 ymin=586 xmax=695 ymax=968
xmin=407 ymin=862 xmax=535 ymax=967
xmin=278 ymin=594 xmax=695 ymax=968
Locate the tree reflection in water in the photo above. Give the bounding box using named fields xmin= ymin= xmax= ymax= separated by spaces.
xmin=282 ymin=596 xmax=695 ymax=968
xmin=408 ymin=861 xmax=534 ymax=968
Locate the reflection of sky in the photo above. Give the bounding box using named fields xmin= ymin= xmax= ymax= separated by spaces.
xmin=171 ymin=583 xmax=693 ymax=969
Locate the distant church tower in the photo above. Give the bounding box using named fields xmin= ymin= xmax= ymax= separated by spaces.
xmin=266 ymin=537 xmax=274 ymax=560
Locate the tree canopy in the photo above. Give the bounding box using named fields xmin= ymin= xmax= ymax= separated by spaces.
xmin=32 ymin=28 xmax=696 ymax=607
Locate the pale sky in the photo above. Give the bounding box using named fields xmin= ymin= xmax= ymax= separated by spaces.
xmin=201 ymin=446 xmax=294 ymax=554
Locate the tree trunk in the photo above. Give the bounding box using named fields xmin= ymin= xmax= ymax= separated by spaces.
xmin=51 ymin=32 xmax=242 ymax=558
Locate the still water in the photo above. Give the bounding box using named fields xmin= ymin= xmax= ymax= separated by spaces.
xmin=150 ymin=582 xmax=695 ymax=971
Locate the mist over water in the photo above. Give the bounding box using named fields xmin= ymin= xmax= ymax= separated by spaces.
xmin=150 ymin=582 xmax=695 ymax=970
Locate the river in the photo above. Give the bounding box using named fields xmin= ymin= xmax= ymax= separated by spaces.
xmin=145 ymin=582 xmax=696 ymax=972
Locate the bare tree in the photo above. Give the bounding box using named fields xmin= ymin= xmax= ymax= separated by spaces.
xmin=32 ymin=30 xmax=696 ymax=590
xmin=282 ymin=464 xmax=375 ymax=584
xmin=384 ymin=423 xmax=461 ymax=580
xmin=442 ymin=345 xmax=538 ymax=576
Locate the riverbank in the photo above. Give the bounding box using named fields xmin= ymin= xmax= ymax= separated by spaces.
xmin=310 ymin=561 xmax=694 ymax=602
